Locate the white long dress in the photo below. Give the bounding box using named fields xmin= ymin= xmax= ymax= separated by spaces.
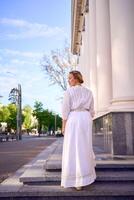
xmin=61 ymin=85 xmax=97 ymax=188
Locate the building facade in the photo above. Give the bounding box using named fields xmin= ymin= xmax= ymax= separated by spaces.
xmin=71 ymin=0 xmax=134 ymax=156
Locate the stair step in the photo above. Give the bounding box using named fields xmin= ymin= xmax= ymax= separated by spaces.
xmin=46 ymin=170 xmax=134 ymax=181
xmin=45 ymin=159 xmax=134 ymax=171
xmin=1 ymin=182 xmax=134 ymax=199
xmin=20 ymin=168 xmax=134 ymax=185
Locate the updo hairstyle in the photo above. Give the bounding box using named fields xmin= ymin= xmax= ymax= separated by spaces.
xmin=69 ymin=70 xmax=84 ymax=84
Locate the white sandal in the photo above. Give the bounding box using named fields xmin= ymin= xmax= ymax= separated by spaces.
xmin=75 ymin=186 xmax=82 ymax=190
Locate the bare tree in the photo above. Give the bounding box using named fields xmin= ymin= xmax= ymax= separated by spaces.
xmin=41 ymin=42 xmax=77 ymax=91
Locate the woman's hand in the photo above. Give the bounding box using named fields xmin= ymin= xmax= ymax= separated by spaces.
xmin=62 ymin=119 xmax=67 ymax=135
xmin=62 ymin=127 xmax=65 ymax=135
xmin=62 ymin=130 xmax=65 ymax=135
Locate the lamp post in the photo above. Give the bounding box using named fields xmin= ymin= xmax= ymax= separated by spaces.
xmin=9 ymin=84 xmax=22 ymax=140
xmin=55 ymin=113 xmax=57 ymax=135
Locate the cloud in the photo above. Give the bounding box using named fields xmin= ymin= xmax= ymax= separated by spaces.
xmin=10 ymin=59 xmax=32 ymax=65
xmin=0 ymin=48 xmax=43 ymax=69
xmin=0 ymin=48 xmax=42 ymax=59
xmin=0 ymin=18 xmax=30 ymax=27
xmin=0 ymin=18 xmax=65 ymax=40
xmin=0 ymin=64 xmax=17 ymax=76
xmin=0 ymin=55 xmax=45 ymax=98
xmin=0 ymin=75 xmax=17 ymax=94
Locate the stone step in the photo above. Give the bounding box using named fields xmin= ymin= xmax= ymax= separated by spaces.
xmin=45 ymin=170 xmax=134 ymax=182
xmin=20 ymin=155 xmax=134 ymax=185
xmin=20 ymin=156 xmax=134 ymax=185
xmin=0 ymin=182 xmax=134 ymax=199
xmin=44 ymin=159 xmax=134 ymax=171
xmin=20 ymin=137 xmax=134 ymax=185
xmin=20 ymin=169 xmax=134 ymax=185
xmin=43 ymin=138 xmax=134 ymax=172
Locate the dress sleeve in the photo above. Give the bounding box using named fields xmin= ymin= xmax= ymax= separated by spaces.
xmin=61 ymin=90 xmax=71 ymax=120
xmin=89 ymin=92 xmax=95 ymax=118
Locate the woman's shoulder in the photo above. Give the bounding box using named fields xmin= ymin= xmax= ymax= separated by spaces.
xmin=66 ymin=85 xmax=93 ymax=95
xmin=63 ymin=88 xmax=72 ymax=96
xmin=82 ymin=85 xmax=93 ymax=93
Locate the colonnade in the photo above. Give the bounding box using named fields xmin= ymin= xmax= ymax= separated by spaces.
xmin=77 ymin=0 xmax=134 ymax=117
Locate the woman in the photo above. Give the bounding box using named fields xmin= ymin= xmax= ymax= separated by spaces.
xmin=61 ymin=70 xmax=96 ymax=191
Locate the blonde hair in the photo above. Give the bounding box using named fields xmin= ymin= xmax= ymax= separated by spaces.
xmin=69 ymin=70 xmax=84 ymax=84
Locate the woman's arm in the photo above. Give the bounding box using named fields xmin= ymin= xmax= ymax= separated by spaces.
xmin=61 ymin=90 xmax=71 ymax=135
xmin=62 ymin=119 xmax=67 ymax=135
xmin=90 ymin=92 xmax=95 ymax=118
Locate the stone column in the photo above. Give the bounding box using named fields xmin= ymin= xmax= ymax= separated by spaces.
xmin=83 ymin=13 xmax=90 ymax=88
xmin=109 ymin=0 xmax=134 ymax=155
xmin=80 ymin=29 xmax=89 ymax=87
xmin=109 ymin=0 xmax=134 ymax=111
xmin=96 ymin=0 xmax=112 ymax=116
xmin=88 ymin=0 xmax=98 ymax=114
xmin=77 ymin=48 xmax=82 ymax=71
xmin=78 ymin=26 xmax=90 ymax=88
xmin=78 ymin=31 xmax=86 ymax=80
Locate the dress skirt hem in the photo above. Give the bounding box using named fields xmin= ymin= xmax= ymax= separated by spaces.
xmin=61 ymin=173 xmax=96 ymax=188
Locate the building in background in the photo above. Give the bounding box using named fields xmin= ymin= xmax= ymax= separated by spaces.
xmin=71 ymin=0 xmax=134 ymax=156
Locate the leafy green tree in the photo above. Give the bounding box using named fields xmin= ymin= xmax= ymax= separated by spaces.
xmin=33 ymin=101 xmax=44 ymax=135
xmin=6 ymin=104 xmax=17 ymax=131
xmin=45 ymin=111 xmax=55 ymax=132
xmin=42 ymin=109 xmax=51 ymax=129
xmin=33 ymin=101 xmax=62 ymax=135
xmin=6 ymin=104 xmax=24 ymax=132
xmin=23 ymin=105 xmax=32 ymax=133
xmin=56 ymin=114 xmax=62 ymax=130
xmin=0 ymin=105 xmax=10 ymax=122
xmin=0 ymin=102 xmax=62 ymax=135
xmin=43 ymin=111 xmax=62 ymax=133
xmin=0 ymin=104 xmax=17 ymax=132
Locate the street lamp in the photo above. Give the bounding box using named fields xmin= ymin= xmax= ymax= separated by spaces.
xmin=9 ymin=84 xmax=22 ymax=140
xmin=55 ymin=113 xmax=57 ymax=134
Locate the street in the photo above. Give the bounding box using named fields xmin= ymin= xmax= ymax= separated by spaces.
xmin=0 ymin=136 xmax=57 ymax=183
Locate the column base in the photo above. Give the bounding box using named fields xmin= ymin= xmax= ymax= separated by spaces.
xmin=109 ymin=97 xmax=134 ymax=112
xmin=93 ymin=111 xmax=134 ymax=156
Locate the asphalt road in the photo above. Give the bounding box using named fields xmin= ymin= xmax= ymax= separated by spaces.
xmin=0 ymin=136 xmax=57 ymax=183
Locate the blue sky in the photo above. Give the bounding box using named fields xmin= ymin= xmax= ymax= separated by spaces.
xmin=0 ymin=0 xmax=71 ymax=116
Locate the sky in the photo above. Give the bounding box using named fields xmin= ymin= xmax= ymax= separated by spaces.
xmin=0 ymin=0 xmax=71 ymax=116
